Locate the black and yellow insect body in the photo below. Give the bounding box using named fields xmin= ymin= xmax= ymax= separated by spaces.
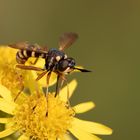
xmin=9 ymin=33 xmax=91 ymax=96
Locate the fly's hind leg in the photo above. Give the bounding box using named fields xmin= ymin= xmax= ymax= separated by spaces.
xmin=45 ymin=71 xmax=51 ymax=117
xmin=54 ymin=74 xmax=65 ymax=97
xmin=14 ymin=85 xmax=24 ymax=102
xmin=63 ymin=77 xmax=71 ymax=107
xmin=14 ymin=73 xmax=24 ymax=102
xmin=55 ymin=75 xmax=60 ymax=97
xmin=16 ymin=64 xmax=44 ymax=71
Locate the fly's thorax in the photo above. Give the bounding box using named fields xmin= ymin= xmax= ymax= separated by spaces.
xmin=45 ymin=48 xmax=66 ymax=71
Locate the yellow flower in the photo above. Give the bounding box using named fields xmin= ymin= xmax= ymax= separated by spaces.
xmin=0 ymin=80 xmax=112 ymax=140
xmin=0 ymin=46 xmax=56 ymax=98
xmin=0 ymin=46 xmax=23 ymax=97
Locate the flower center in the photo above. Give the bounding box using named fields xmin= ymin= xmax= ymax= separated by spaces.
xmin=0 ymin=64 xmax=23 ymax=96
xmin=0 ymin=47 xmax=23 ymax=94
xmin=13 ymin=93 xmax=75 ymax=139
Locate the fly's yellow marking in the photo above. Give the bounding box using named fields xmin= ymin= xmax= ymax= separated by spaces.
xmin=23 ymin=50 xmax=28 ymax=57
xmin=18 ymin=51 xmax=24 ymax=58
xmin=63 ymin=67 xmax=71 ymax=74
xmin=56 ymin=56 xmax=61 ymax=61
xmin=64 ymin=54 xmax=67 ymax=59
xmin=31 ymin=51 xmax=35 ymax=57
xmin=39 ymin=53 xmax=45 ymax=58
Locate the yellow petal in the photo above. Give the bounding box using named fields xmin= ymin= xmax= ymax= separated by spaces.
xmin=5 ymin=121 xmax=15 ymax=129
xmin=0 ymin=127 xmax=17 ymax=138
xmin=24 ymin=71 xmax=41 ymax=93
xmin=59 ymin=79 xmax=77 ymax=102
xmin=24 ymin=71 xmax=56 ymax=93
xmin=72 ymin=118 xmax=113 ymax=135
xmin=26 ymin=57 xmax=45 ymax=68
xmin=25 ymin=58 xmax=57 ymax=87
xmin=38 ymin=72 xmax=57 ymax=87
xmin=0 ymin=47 xmax=17 ymax=64
xmin=73 ymin=101 xmax=95 ymax=114
xmin=18 ymin=134 xmax=29 ymax=140
xmin=69 ymin=126 xmax=101 ymax=140
xmin=0 ymin=118 xmax=12 ymax=124
xmin=0 ymin=84 xmax=12 ymax=101
xmin=58 ymin=134 xmax=73 ymax=140
xmin=0 ymin=98 xmax=16 ymax=115
xmin=35 ymin=58 xmax=45 ymax=68
xmin=63 ymin=134 xmax=73 ymax=140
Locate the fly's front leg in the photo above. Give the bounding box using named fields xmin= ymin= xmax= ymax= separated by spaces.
xmin=14 ymin=85 xmax=24 ymax=102
xmin=46 ymin=71 xmax=51 ymax=96
xmin=55 ymin=74 xmax=66 ymax=97
xmin=55 ymin=75 xmax=60 ymax=97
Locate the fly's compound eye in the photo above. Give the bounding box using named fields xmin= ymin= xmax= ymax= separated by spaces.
xmin=57 ymin=58 xmax=75 ymax=72
xmin=58 ymin=59 xmax=69 ymax=71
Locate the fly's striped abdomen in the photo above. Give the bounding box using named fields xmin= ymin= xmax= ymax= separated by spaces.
xmin=16 ymin=50 xmax=46 ymax=64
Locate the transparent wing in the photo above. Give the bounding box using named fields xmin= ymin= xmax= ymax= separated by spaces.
xmin=9 ymin=42 xmax=48 ymax=54
xmin=59 ymin=32 xmax=78 ymax=51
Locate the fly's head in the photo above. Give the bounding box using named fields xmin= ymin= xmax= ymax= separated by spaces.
xmin=57 ymin=57 xmax=76 ymax=74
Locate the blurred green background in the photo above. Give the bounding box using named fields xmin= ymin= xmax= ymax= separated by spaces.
xmin=0 ymin=0 xmax=140 ymax=140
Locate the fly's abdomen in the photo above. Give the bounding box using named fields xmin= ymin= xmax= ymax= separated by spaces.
xmin=16 ymin=50 xmax=46 ymax=64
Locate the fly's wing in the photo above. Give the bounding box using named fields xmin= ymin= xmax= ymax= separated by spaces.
xmin=9 ymin=42 xmax=48 ymax=54
xmin=59 ymin=32 xmax=78 ymax=51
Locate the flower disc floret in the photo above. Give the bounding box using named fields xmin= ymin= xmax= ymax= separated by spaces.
xmin=13 ymin=93 xmax=75 ymax=140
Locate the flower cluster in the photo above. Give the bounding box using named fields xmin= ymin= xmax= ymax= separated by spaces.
xmin=0 ymin=47 xmax=112 ymax=140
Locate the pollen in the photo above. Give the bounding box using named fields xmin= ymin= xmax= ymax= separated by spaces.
xmin=0 ymin=47 xmax=24 ymax=97
xmin=0 ymin=64 xmax=23 ymax=96
xmin=13 ymin=93 xmax=75 ymax=139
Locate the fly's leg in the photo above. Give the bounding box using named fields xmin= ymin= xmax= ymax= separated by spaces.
xmin=46 ymin=71 xmax=51 ymax=96
xmin=14 ymin=85 xmax=24 ymax=102
xmin=16 ymin=64 xmax=44 ymax=71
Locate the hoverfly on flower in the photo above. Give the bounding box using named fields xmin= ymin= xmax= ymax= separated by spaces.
xmin=9 ymin=33 xmax=91 ymax=97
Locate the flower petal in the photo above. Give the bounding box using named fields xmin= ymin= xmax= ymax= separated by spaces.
xmin=58 ymin=134 xmax=73 ymax=140
xmin=72 ymin=118 xmax=113 ymax=135
xmin=0 ymin=47 xmax=17 ymax=64
xmin=24 ymin=71 xmax=39 ymax=93
xmin=18 ymin=134 xmax=29 ymax=140
xmin=0 ymin=98 xmax=16 ymax=115
xmin=26 ymin=57 xmax=44 ymax=68
xmin=73 ymin=101 xmax=95 ymax=114
xmin=0 ymin=118 xmax=12 ymax=124
xmin=0 ymin=127 xmax=17 ymax=138
xmin=5 ymin=121 xmax=15 ymax=129
xmin=69 ymin=126 xmax=101 ymax=140
xmin=0 ymin=84 xmax=12 ymax=101
xmin=38 ymin=71 xmax=57 ymax=87
xmin=25 ymin=58 xmax=57 ymax=88
xmin=63 ymin=134 xmax=73 ymax=140
xmin=59 ymin=79 xmax=77 ymax=102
